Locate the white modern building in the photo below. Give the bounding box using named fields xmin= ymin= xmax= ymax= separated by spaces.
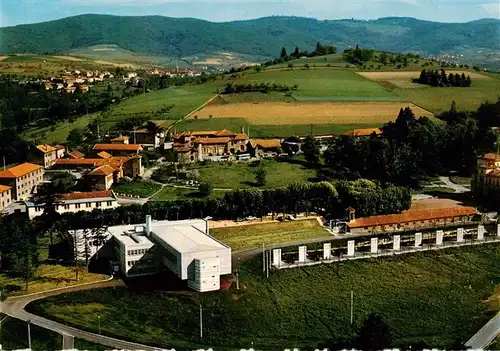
xmin=25 ymin=190 xmax=119 ymax=219
xmin=108 ymin=216 xmax=232 ymax=292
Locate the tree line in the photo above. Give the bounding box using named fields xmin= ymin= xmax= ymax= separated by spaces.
xmin=262 ymin=41 xmax=337 ymax=67
xmin=220 ymin=82 xmax=298 ymax=94
xmin=417 ymin=69 xmax=471 ymax=87
xmin=342 ymin=45 xmax=374 ymax=65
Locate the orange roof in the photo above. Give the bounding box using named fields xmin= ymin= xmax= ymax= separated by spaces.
xmin=191 ymin=131 xmax=218 ymax=137
xmin=68 ymin=150 xmax=85 ymax=159
xmin=343 ymin=128 xmax=382 ymax=137
xmin=88 ymin=165 xmax=115 ymax=176
xmin=36 ymin=144 xmax=57 ymax=153
xmin=348 ymin=206 xmax=479 ymax=229
xmin=482 ymin=153 xmax=500 ymax=161
xmin=216 ymin=129 xmax=237 ymax=137
xmin=193 ymin=137 xmax=231 ymax=145
xmin=93 ymin=144 xmax=142 ymax=152
xmin=61 ymin=190 xmax=115 ymax=201
xmin=55 ymin=158 xmax=101 ymax=166
xmin=111 ymin=135 xmax=130 ymax=141
xmin=235 ymin=133 xmax=249 ymax=141
xmin=252 ymin=139 xmax=281 ymax=149
xmin=0 ymin=163 xmax=42 ymax=178
xmin=0 ymin=185 xmax=11 ymax=192
xmin=97 ymin=151 xmax=113 ymax=159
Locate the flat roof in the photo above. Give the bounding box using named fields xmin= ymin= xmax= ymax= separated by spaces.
xmin=107 ymin=224 xmax=155 ymax=247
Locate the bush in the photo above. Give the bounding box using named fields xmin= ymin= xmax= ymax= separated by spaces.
xmin=198 ymin=182 xmax=213 ymax=197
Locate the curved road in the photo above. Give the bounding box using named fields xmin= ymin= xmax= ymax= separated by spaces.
xmin=1 ymin=280 xmax=163 ymax=350
xmin=465 ymin=312 xmax=500 ymax=349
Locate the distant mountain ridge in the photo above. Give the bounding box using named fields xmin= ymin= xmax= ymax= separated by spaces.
xmin=0 ymin=14 xmax=499 ymax=63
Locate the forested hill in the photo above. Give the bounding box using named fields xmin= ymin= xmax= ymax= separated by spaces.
xmin=1 ymin=14 xmax=499 ymax=59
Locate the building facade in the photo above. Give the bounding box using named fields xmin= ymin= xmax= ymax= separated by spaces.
xmin=0 ymin=163 xmax=44 ymax=201
xmin=0 ymin=185 xmax=12 ymax=211
xmin=25 ymin=190 xmax=118 ymax=219
xmin=28 ymin=144 xmax=58 ymax=168
xmin=92 ymin=144 xmax=143 ymax=157
xmin=472 ymin=153 xmax=500 ymax=197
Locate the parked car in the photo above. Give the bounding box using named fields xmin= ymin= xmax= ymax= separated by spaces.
xmin=245 ymin=216 xmax=257 ymax=221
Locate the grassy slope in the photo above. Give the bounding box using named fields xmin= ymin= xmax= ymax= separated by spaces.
xmin=192 ymin=159 xmax=317 ymax=189
xmin=112 ymin=181 xmax=162 ymax=198
xmin=28 ymin=244 xmax=500 ymax=349
xmin=210 ymin=219 xmax=331 ymax=251
xmin=0 ymin=315 xmax=62 ymax=350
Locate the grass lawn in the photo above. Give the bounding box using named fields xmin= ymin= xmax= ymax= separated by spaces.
xmin=0 ymin=265 xmax=108 ymax=296
xmin=210 ymin=219 xmax=331 ymax=252
xmin=27 ymin=244 xmax=500 ymax=349
xmin=0 ymin=315 xmax=62 ymax=350
xmin=112 ymin=180 xmax=162 ymax=198
xmin=450 ymin=176 xmax=472 ymax=186
xmin=237 ymin=69 xmax=395 ymax=98
xmin=192 ymin=159 xmax=317 ymax=189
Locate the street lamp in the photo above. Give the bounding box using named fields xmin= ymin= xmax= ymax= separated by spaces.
xmin=97 ymin=315 xmax=101 ymax=334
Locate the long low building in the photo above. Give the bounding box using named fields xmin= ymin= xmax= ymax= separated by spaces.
xmin=106 ymin=216 xmax=232 ymax=292
xmin=25 ymin=190 xmax=118 ymax=218
xmin=347 ymin=206 xmax=480 ymax=234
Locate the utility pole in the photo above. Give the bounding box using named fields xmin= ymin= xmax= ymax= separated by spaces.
xmin=262 ymin=243 xmax=265 ymax=272
xmin=97 ymin=123 xmax=100 ymax=142
xmin=199 ymin=303 xmax=203 ymax=339
xmin=350 ymin=290 xmax=354 ymax=325
xmin=266 ymin=251 xmax=270 ymax=278
xmin=27 ymin=320 xmax=32 ymax=350
xmin=98 ymin=314 xmax=101 ymax=334
xmin=2 ymin=156 xmax=5 ymax=171
xmin=74 ymin=233 xmax=79 ymax=282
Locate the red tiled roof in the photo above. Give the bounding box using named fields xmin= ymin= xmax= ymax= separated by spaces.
xmin=93 ymin=144 xmax=142 ymax=152
xmin=0 ymin=185 xmax=11 ymax=192
xmin=88 ymin=165 xmax=115 ymax=176
xmin=235 ymin=133 xmax=249 ymax=141
xmin=348 ymin=206 xmax=479 ymax=229
xmin=343 ymin=128 xmax=382 ymax=137
xmin=97 ymin=151 xmax=113 ymax=159
xmin=111 ymin=136 xmax=130 ymax=141
xmin=55 ymin=158 xmax=101 ymax=166
xmin=191 ymin=131 xmax=218 ymax=136
xmin=216 ymin=129 xmax=237 ymax=137
xmin=0 ymin=163 xmax=43 ymax=178
xmin=194 ymin=137 xmax=231 ymax=145
xmin=68 ymin=150 xmax=85 ymax=159
xmin=251 ymin=139 xmax=281 ymax=149
xmin=482 ymin=153 xmax=500 ymax=161
xmin=36 ymin=144 xmax=57 ymax=153
xmin=61 ymin=190 xmax=115 ymax=200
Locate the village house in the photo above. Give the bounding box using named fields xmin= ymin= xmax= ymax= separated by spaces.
xmin=0 ymin=163 xmax=44 ymax=201
xmin=64 ymin=86 xmax=76 ymax=94
xmin=111 ymin=136 xmax=130 ymax=144
xmin=25 ymin=190 xmax=119 ymax=219
xmin=131 ymin=127 xmax=164 ymax=149
xmin=68 ymin=150 xmax=85 ymax=159
xmin=173 ymin=129 xmax=249 ymax=162
xmin=247 ymin=139 xmax=282 ymax=158
xmin=472 ymin=153 xmax=500 ymax=196
xmin=54 ymin=145 xmax=66 ymax=159
xmin=92 ymin=144 xmax=143 ymax=157
xmin=347 ymin=207 xmax=479 ymax=234
xmin=0 ymin=185 xmax=12 ymax=211
xmin=28 ymin=144 xmax=59 ymax=168
xmin=79 ymin=84 xmax=89 ymax=93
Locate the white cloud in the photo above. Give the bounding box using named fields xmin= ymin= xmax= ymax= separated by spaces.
xmin=481 ymin=2 xmax=500 ymax=18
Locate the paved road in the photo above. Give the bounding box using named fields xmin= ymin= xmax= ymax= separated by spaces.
xmin=439 ymin=176 xmax=470 ymax=193
xmin=465 ymin=312 xmax=500 ymax=349
xmin=1 ymin=280 xmax=163 ymax=351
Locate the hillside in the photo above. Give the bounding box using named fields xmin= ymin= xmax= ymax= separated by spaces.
xmin=1 ymin=15 xmax=499 ymax=68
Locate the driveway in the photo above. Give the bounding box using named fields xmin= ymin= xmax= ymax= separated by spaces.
xmin=439 ymin=176 xmax=470 ymax=193
xmin=1 ymin=280 xmax=163 ymax=351
xmin=465 ymin=312 xmax=500 ymax=349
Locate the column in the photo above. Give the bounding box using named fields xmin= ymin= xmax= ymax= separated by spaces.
xmin=457 ymin=228 xmax=464 ymax=243
xmin=436 ymin=230 xmax=443 ymax=245
xmin=323 ymin=243 xmax=332 ymax=260
xmin=347 ymin=240 xmax=355 ymax=257
xmin=298 ymin=246 xmax=307 ymax=262
xmin=477 ymin=225 xmax=485 ymax=240
xmin=393 ymin=235 xmax=401 ymax=251
xmin=497 ymin=224 xmax=500 ymax=237
xmin=370 ymin=237 xmax=378 ymax=254
xmin=415 ymin=232 xmax=422 ymax=247
xmin=272 ymin=249 xmax=282 ymax=267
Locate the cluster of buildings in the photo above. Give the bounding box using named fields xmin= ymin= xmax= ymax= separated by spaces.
xmin=42 ymin=69 xmax=115 ymax=94
xmin=472 ymin=153 xmax=500 ymax=196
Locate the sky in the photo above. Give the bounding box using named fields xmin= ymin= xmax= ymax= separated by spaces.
xmin=0 ymin=0 xmax=499 ymax=27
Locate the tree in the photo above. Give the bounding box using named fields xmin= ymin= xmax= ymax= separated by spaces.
xmin=288 ymin=63 xmax=294 ymax=69
xmin=292 ymin=47 xmax=300 ymax=58
xmin=355 ymin=314 xmax=393 ymax=351
xmin=255 ymin=168 xmax=267 ymax=186
xmin=280 ymin=47 xmax=287 ymax=58
xmin=302 ymin=136 xmax=320 ymax=164
xmin=198 ymin=182 xmax=213 ymax=197
xmin=304 ymin=64 xmax=310 ymax=69
xmin=66 ymin=128 xmax=85 ymax=148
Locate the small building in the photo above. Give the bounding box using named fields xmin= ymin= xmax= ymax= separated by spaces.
xmin=92 ymin=144 xmax=143 ymax=157
xmin=107 ymin=216 xmax=231 ymax=291
xmin=79 ymin=84 xmax=89 ymax=93
xmin=54 ymin=145 xmax=66 ymax=159
xmin=247 ymin=139 xmax=282 ymax=158
xmin=68 ymin=150 xmax=85 ymax=159
xmin=0 ymin=163 xmax=44 ymax=201
xmin=97 ymin=151 xmax=113 ymax=159
xmin=64 ymin=86 xmax=76 ymax=94
xmin=347 ymin=206 xmax=479 ymax=234
xmin=472 ymin=153 xmax=500 ymax=197
xmin=25 ymin=190 xmax=119 ymax=219
xmin=0 ymin=185 xmax=12 ymax=211
xmin=28 ymin=144 xmax=58 ymax=168
xmin=131 ymin=128 xmax=164 ymax=149
xmin=111 ymin=136 xmax=130 ymax=144
xmin=87 ymin=165 xmax=119 ymax=191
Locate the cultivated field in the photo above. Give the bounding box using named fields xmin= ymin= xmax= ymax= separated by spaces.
xmin=195 ymin=101 xmax=434 ymax=125
xmin=210 ymin=219 xmax=330 ymax=252
xmin=358 ymin=71 xmax=493 ymax=81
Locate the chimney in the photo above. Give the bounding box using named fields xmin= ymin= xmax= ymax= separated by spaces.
xmin=240 ymin=126 xmax=245 ymax=134
xmin=145 ymin=215 xmax=152 ymax=235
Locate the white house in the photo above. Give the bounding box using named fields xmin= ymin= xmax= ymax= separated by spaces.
xmin=25 ymin=190 xmax=118 ymax=219
xmin=107 ymin=216 xmax=232 ymax=292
